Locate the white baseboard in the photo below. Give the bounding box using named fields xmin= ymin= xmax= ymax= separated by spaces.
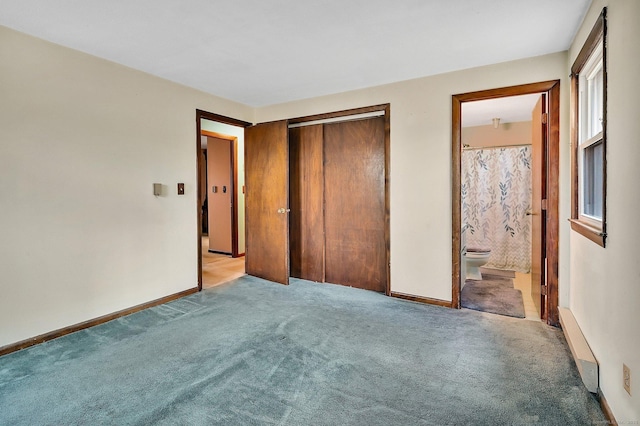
xmin=558 ymin=307 xmax=599 ymax=393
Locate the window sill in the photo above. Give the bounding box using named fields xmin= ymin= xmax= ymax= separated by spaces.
xmin=569 ymin=219 xmax=606 ymax=247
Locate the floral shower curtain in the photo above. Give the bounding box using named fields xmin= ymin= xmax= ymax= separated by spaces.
xmin=462 ymin=146 xmax=532 ymax=272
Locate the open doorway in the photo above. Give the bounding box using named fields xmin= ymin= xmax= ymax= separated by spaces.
xmin=451 ymin=81 xmax=561 ymax=326
xmin=459 ymin=93 xmax=543 ymax=321
xmin=196 ymin=110 xmax=252 ymax=290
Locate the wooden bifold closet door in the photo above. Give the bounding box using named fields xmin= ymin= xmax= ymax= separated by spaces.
xmin=289 ymin=125 xmax=325 ymax=283
xmin=289 ymin=116 xmax=387 ymax=292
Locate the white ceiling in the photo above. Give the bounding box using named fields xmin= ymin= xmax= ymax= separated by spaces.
xmin=0 ymin=0 xmax=590 ymax=107
xmin=462 ymin=93 xmax=542 ymax=127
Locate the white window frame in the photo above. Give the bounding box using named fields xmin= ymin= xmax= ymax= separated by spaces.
xmin=578 ymin=41 xmax=604 ymax=228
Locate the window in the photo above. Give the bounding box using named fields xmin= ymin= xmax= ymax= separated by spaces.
xmin=571 ymin=8 xmax=607 ymax=247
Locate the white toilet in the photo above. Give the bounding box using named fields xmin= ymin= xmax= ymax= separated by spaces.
xmin=464 ymin=247 xmax=491 ymax=280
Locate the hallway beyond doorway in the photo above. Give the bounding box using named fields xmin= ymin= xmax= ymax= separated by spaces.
xmin=202 ymin=236 xmax=245 ymax=289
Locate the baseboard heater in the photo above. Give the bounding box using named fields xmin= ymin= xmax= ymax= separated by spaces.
xmin=558 ymin=307 xmax=599 ymax=393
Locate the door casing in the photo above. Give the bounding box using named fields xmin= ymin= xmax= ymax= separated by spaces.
xmin=196 ymin=110 xmax=252 ymax=291
xmin=451 ymin=80 xmax=561 ymax=326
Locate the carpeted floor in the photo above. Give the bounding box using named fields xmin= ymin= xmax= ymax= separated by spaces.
xmin=462 ymin=276 xmax=526 ymax=318
xmin=0 ymin=276 xmax=604 ymax=425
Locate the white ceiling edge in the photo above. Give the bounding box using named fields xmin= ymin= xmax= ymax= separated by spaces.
xmin=0 ymin=0 xmax=592 ymax=107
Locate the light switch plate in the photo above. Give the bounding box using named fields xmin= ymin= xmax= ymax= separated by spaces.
xmin=177 ymin=183 xmax=185 ymax=195
xmin=153 ymin=183 xmax=162 ymax=196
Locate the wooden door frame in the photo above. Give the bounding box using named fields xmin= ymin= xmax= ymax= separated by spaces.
xmin=288 ymin=103 xmax=391 ymax=295
xmin=451 ymin=80 xmax=561 ymax=326
xmin=196 ymin=109 xmax=252 ymax=291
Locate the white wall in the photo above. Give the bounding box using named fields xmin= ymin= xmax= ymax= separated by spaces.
xmin=462 ymin=121 xmax=533 ymax=148
xmin=0 ymin=26 xmax=253 ymax=348
xmin=256 ymin=52 xmax=570 ymax=303
xmin=200 ymin=120 xmax=246 ymax=254
xmin=568 ymin=0 xmax=640 ymax=421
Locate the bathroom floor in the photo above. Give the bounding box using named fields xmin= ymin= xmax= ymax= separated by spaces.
xmin=513 ymin=272 xmax=540 ymax=321
xmin=479 ymin=267 xmax=540 ymax=321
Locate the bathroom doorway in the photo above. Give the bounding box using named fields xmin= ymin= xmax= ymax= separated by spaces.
xmin=195 ymin=110 xmax=251 ymax=291
xmin=460 ymin=94 xmax=541 ymax=320
xmin=451 ymin=81 xmax=561 ymax=326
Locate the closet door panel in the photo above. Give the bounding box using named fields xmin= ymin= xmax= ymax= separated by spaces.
xmin=289 ymin=125 xmax=325 ymax=282
xmin=324 ymin=117 xmax=386 ymax=292
xmin=245 ymin=120 xmax=290 ymax=285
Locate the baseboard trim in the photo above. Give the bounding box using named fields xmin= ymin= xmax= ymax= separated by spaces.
xmin=558 ymin=307 xmax=599 ymax=393
xmin=390 ymin=291 xmax=452 ymax=308
xmin=0 ymin=287 xmax=198 ymax=357
xmin=597 ymin=389 xmax=618 ymax=425
xmin=208 ymin=249 xmax=232 ymax=255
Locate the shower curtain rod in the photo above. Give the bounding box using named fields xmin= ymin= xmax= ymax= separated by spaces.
xmin=463 ymin=143 xmax=531 ymax=151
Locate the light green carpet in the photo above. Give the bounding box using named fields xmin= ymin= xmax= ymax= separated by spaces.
xmin=0 ymin=276 xmax=604 ymax=425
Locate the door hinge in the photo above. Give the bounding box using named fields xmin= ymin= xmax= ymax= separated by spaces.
xmin=541 ymin=113 xmax=548 ymax=124
xmin=541 ymin=285 xmax=547 ymax=296
xmin=541 ymin=199 xmax=548 ymax=211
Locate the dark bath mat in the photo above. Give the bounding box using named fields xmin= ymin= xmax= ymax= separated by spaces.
xmin=479 ymin=267 xmax=516 ymax=279
xmin=462 ymin=277 xmax=525 ymax=318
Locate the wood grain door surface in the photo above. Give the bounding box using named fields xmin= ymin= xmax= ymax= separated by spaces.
xmin=289 ymin=125 xmax=325 ymax=282
xmin=245 ymin=121 xmax=290 ymax=285
xmin=531 ymin=95 xmax=547 ymax=318
xmin=207 ymin=137 xmax=233 ymax=254
xmin=323 ymin=117 xmax=387 ymax=292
